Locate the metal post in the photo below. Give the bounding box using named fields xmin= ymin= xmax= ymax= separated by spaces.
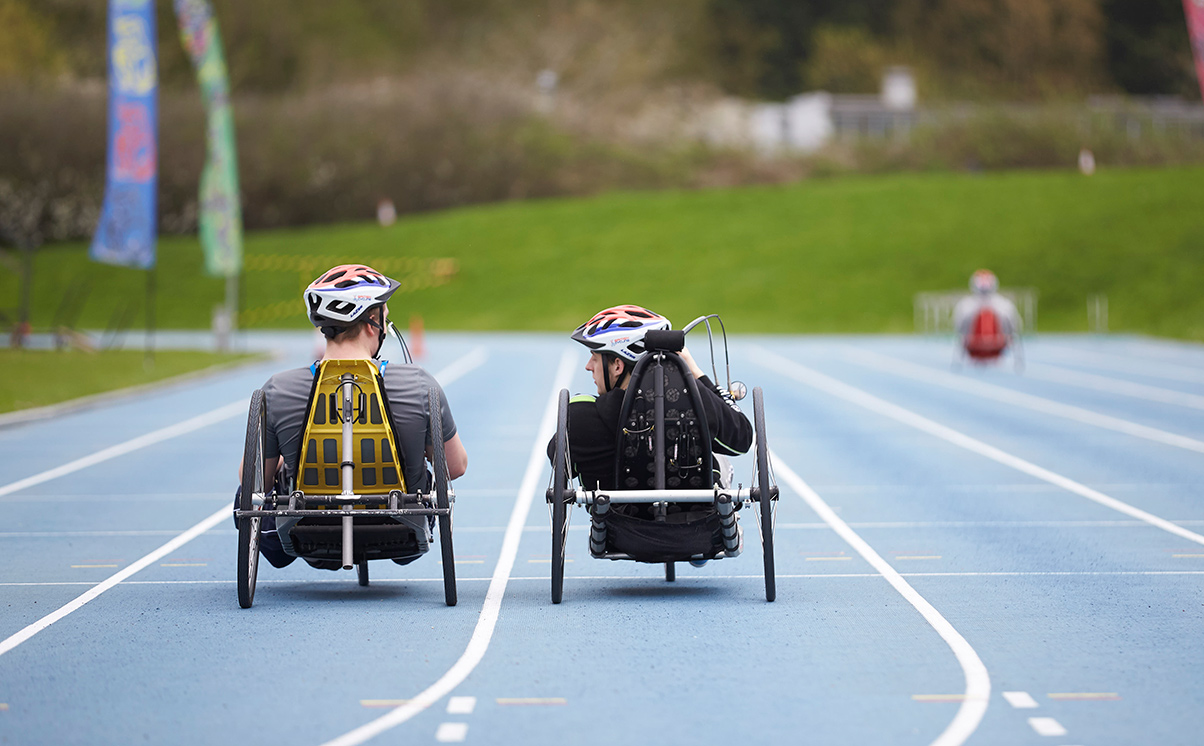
xmin=218 ymin=272 xmax=238 ymax=352
xmin=340 ymin=373 xmax=355 ymax=569
xmin=13 ymin=241 xmax=32 ymax=348
xmin=145 ymin=265 xmax=156 ymax=367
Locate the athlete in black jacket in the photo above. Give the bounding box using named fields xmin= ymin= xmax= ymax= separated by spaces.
xmin=547 ymin=305 xmax=752 ymax=490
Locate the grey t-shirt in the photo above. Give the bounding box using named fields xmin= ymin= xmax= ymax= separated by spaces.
xmin=261 ymin=360 xmax=457 ymax=493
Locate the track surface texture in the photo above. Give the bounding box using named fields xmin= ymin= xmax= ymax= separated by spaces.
xmin=1 ymin=333 xmax=1201 ymax=746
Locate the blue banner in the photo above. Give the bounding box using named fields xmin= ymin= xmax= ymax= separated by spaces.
xmin=91 ymin=0 xmax=158 ymax=270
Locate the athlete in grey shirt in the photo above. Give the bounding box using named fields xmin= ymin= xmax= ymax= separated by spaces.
xmin=239 ymin=264 xmax=467 ymax=568
xmin=262 ymin=362 xmax=457 ymax=494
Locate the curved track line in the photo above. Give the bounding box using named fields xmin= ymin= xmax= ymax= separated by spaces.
xmin=839 ymin=348 xmax=1204 ymax=454
xmin=770 ymin=455 xmax=990 ymax=746
xmin=754 ymin=347 xmax=1204 ymax=548
xmin=319 ymin=349 xmax=576 ymax=746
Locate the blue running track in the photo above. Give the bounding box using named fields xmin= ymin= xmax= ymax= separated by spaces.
xmin=0 ymin=333 xmax=1200 ymax=746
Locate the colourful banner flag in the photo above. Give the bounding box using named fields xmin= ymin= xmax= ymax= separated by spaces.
xmin=1187 ymin=0 xmax=1204 ymax=101
xmin=174 ymin=0 xmax=243 ymax=277
xmin=91 ymin=0 xmax=158 ymax=270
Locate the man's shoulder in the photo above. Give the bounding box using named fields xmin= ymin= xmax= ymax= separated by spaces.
xmin=263 ymin=366 xmax=315 ymax=394
xmin=382 ymin=362 xmax=436 ymax=382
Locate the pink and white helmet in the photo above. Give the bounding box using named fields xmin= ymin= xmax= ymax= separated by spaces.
xmin=571 ymin=304 xmax=671 ymax=362
xmin=970 ymin=269 xmax=998 ymax=295
xmin=304 ymin=264 xmax=400 ymax=331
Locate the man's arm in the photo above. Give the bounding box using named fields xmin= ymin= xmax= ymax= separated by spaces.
xmin=427 ymin=433 xmax=467 ymax=480
xmin=678 ymin=348 xmax=753 ymax=455
xmin=443 ymin=433 xmax=468 ymax=480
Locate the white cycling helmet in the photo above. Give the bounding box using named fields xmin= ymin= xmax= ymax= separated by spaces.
xmin=304 ymin=264 xmax=400 ymax=337
xmin=571 ymin=304 xmax=671 ymax=363
xmin=970 ymin=269 xmax=998 ymax=295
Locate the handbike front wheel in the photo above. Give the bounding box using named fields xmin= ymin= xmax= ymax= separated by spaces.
xmin=238 ymin=516 xmax=260 ymax=608
xmin=430 ymin=387 xmax=457 ymax=607
xmin=238 ymin=389 xmax=267 ymax=609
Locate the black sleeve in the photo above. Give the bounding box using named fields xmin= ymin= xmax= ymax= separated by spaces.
xmin=696 ymin=375 xmax=753 ymax=456
xmin=546 ymin=398 xmax=616 ymax=491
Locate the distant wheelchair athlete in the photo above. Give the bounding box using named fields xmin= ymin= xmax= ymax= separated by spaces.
xmin=546 ymin=305 xmax=778 ymax=603
xmin=234 ymin=264 xmax=467 ymax=608
xmin=953 ymin=269 xmax=1024 ymax=371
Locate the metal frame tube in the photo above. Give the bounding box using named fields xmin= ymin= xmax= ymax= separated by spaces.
xmin=570 ymin=488 xmax=753 ymax=505
xmin=652 ymin=357 xmax=665 ymax=491
xmin=340 ymin=374 xmax=355 ymax=569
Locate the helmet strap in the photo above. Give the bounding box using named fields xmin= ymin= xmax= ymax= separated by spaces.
xmin=365 ymin=315 xmax=387 ymax=359
xmin=602 ymin=354 xmax=629 ymax=393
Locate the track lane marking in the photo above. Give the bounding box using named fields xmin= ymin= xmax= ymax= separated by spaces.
xmin=319 ymin=349 xmax=576 ymax=746
xmin=1002 ymin=691 xmax=1038 ymax=708
xmin=0 ymin=504 xmax=230 ymax=659
xmin=1038 ymin=345 xmax=1204 ymax=384
xmin=434 ymin=723 xmax=467 ymax=742
xmin=0 ymin=400 xmax=247 ymax=499
xmin=771 ymin=455 xmax=990 ymax=746
xmin=838 ymin=347 xmax=1204 ymax=455
xmin=497 ymin=698 xmax=566 ymax=706
xmin=0 ymin=346 xmax=482 ymax=505
xmin=7 ymin=568 xmax=1204 ymax=589
xmin=433 ymin=347 xmax=488 ymax=387
xmin=755 ymin=347 xmax=1204 ymax=548
xmin=1027 ymin=717 xmax=1067 ymax=736
xmin=1024 ymin=362 xmax=1204 ymax=410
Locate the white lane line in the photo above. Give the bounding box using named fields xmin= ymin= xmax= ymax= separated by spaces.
xmin=434 ymin=723 xmax=468 ymax=743
xmin=446 ymin=696 xmax=476 ymax=715
xmin=433 ymin=347 xmax=489 ymax=388
xmin=838 ymin=347 xmax=1204 ymax=455
xmin=1027 ymin=717 xmax=1068 ymax=736
xmin=0 ymin=400 xmax=247 ymax=499
xmin=771 ymin=456 xmax=989 ymax=746
xmin=1039 ymin=345 xmax=1204 ymax=385
xmin=0 ymin=504 xmax=230 ymax=658
xmin=319 ymin=349 xmax=576 ymax=746
xmin=781 ymin=520 xmax=1204 ymax=530
xmin=7 ymin=568 xmax=1204 ymax=588
xmin=755 ymin=347 xmax=1204 ymax=548
xmin=1003 ymin=691 xmax=1039 ymax=708
xmin=1025 ymin=363 xmax=1204 ymax=411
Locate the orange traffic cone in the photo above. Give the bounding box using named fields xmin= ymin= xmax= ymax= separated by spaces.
xmin=409 ymin=314 xmax=425 ymax=360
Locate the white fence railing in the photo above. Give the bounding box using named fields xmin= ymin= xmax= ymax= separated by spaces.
xmin=914 ymin=288 xmax=1038 ymax=335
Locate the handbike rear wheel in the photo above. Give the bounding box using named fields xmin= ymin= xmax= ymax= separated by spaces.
xmin=551 ymin=389 xmax=570 ymax=604
xmin=430 ymin=388 xmax=457 ymax=607
xmin=238 ymin=389 xmax=266 ymax=609
xmin=754 ymin=386 xmax=776 ymax=602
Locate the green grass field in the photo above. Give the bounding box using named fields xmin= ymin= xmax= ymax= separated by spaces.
xmin=6 ymin=167 xmax=1203 ymax=340
xmin=0 ymin=350 xmax=258 ymax=414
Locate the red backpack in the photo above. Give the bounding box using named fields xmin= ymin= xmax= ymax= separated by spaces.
xmin=964 ymin=308 xmax=1008 ymax=359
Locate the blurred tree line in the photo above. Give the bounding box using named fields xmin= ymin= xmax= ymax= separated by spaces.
xmin=1 ymin=0 xmax=1197 ymax=100
xmin=1 ymin=0 xmax=1200 ymax=249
